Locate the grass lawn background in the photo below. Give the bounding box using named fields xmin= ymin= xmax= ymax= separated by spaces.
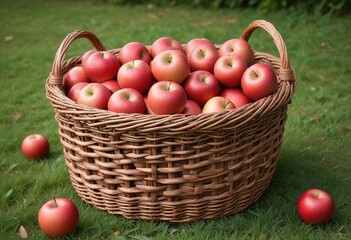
xmin=0 ymin=0 xmax=350 ymax=239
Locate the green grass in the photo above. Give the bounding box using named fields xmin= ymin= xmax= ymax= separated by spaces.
xmin=1 ymin=0 xmax=351 ymax=239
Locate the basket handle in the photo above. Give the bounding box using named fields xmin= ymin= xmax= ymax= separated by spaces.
xmin=49 ymin=29 xmax=106 ymax=86
xmin=240 ymin=20 xmax=295 ymax=82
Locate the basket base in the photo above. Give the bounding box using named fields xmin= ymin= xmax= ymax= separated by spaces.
xmin=69 ymin=167 xmax=274 ymax=222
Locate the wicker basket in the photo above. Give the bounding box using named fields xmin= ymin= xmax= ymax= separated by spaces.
xmin=46 ymin=20 xmax=296 ymax=222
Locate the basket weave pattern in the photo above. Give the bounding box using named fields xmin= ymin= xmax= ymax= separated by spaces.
xmin=46 ymin=20 xmax=296 ymax=222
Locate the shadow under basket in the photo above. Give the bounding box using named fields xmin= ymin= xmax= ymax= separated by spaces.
xmin=46 ymin=20 xmax=296 ymax=222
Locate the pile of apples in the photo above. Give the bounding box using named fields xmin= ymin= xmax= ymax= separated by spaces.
xmin=64 ymin=37 xmax=278 ymax=115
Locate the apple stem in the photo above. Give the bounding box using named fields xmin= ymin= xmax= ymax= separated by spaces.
xmin=167 ymin=81 xmax=172 ymax=91
xmin=313 ymin=192 xmax=320 ymax=199
xmin=53 ymin=198 xmax=58 ymax=207
xmin=224 ymin=101 xmax=230 ymax=108
xmin=253 ymin=70 xmax=259 ymax=78
xmin=200 ymin=49 xmax=205 ymax=57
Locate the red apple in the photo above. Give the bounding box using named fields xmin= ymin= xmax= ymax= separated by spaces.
xmin=187 ymin=44 xmax=219 ymax=73
xmin=117 ymin=60 xmax=153 ymax=94
xmin=220 ymin=88 xmax=252 ymax=108
xmin=183 ymin=70 xmax=221 ymax=106
xmin=101 ymin=79 xmax=121 ymax=93
xmin=67 ymin=82 xmax=89 ymax=102
xmin=150 ymin=37 xmax=184 ymax=58
xmin=82 ymin=51 xmax=120 ymax=83
xmin=147 ymin=81 xmax=187 ymax=115
xmin=202 ymin=96 xmax=235 ymax=113
xmin=218 ymin=38 xmax=255 ymax=66
xmin=214 ymin=54 xmax=247 ymax=88
xmin=108 ymin=88 xmax=146 ymax=114
xmin=144 ymin=96 xmax=156 ymax=115
xmin=184 ymin=38 xmax=216 ymax=56
xmin=241 ymin=63 xmax=278 ymax=101
xmin=77 ymin=83 xmax=111 ymax=109
xmin=81 ymin=49 xmax=96 ymax=64
xmin=151 ymin=50 xmax=190 ymax=84
xmin=63 ymin=66 xmax=90 ymax=93
xmin=182 ymin=100 xmax=202 ymax=115
xmin=118 ymin=41 xmax=151 ymax=65
xmin=38 ymin=198 xmax=79 ymax=238
xmin=297 ymin=189 xmax=335 ymax=225
xmin=21 ymin=134 xmax=50 ymax=160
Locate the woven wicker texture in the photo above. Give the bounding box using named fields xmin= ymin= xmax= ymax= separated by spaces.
xmin=46 ymin=20 xmax=296 ymax=222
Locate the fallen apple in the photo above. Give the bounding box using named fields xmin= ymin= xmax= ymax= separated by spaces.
xmin=297 ymin=189 xmax=335 ymax=225
xmin=38 ymin=198 xmax=79 ymax=238
xmin=21 ymin=134 xmax=50 ymax=160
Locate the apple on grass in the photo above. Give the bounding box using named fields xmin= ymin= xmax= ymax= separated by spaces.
xmin=82 ymin=51 xmax=120 ymax=83
xmin=108 ymin=88 xmax=146 ymax=114
xmin=150 ymin=36 xmax=184 ymax=58
xmin=220 ymin=88 xmax=252 ymax=108
xmin=218 ymin=38 xmax=255 ymax=66
xmin=63 ymin=66 xmax=90 ymax=93
xmin=183 ymin=70 xmax=221 ymax=107
xmin=67 ymin=82 xmax=89 ymax=102
xmin=214 ymin=54 xmax=247 ymax=88
xmin=21 ymin=134 xmax=50 ymax=160
xmin=77 ymin=83 xmax=112 ymax=110
xmin=187 ymin=44 xmax=219 ymax=73
xmin=182 ymin=100 xmax=202 ymax=115
xmin=118 ymin=41 xmax=151 ymax=65
xmin=202 ymin=96 xmax=235 ymax=113
xmin=147 ymin=81 xmax=187 ymax=115
xmin=101 ymin=79 xmax=121 ymax=93
xmin=151 ymin=50 xmax=190 ymax=84
xmin=117 ymin=60 xmax=153 ymax=94
xmin=38 ymin=198 xmax=79 ymax=238
xmin=241 ymin=63 xmax=278 ymax=101
xmin=297 ymin=189 xmax=335 ymax=225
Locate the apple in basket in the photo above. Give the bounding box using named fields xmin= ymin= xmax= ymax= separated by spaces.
xmin=220 ymin=87 xmax=252 ymax=108
xmin=147 ymin=81 xmax=187 ymax=115
xmin=297 ymin=189 xmax=335 ymax=225
xmin=182 ymin=100 xmax=202 ymax=115
xmin=183 ymin=70 xmax=221 ymax=107
xmin=241 ymin=62 xmax=278 ymax=101
xmin=81 ymin=49 xmax=95 ymax=63
xmin=82 ymin=50 xmax=120 ymax=83
xmin=150 ymin=36 xmax=184 ymax=58
xmin=21 ymin=134 xmax=50 ymax=160
xmin=144 ymin=96 xmax=156 ymax=115
xmin=101 ymin=79 xmax=121 ymax=93
xmin=187 ymin=43 xmax=219 ymax=73
xmin=77 ymin=83 xmax=111 ymax=110
xmin=117 ymin=60 xmax=153 ymax=94
xmin=63 ymin=66 xmax=90 ymax=93
xmin=108 ymin=88 xmax=146 ymax=114
xmin=202 ymin=96 xmax=235 ymax=113
xmin=218 ymin=38 xmax=255 ymax=66
xmin=67 ymin=82 xmax=89 ymax=102
xmin=38 ymin=198 xmax=79 ymax=238
xmin=214 ymin=54 xmax=247 ymax=88
xmin=184 ymin=38 xmax=216 ymax=56
xmin=118 ymin=41 xmax=151 ymax=65
xmin=151 ymin=50 xmax=190 ymax=84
